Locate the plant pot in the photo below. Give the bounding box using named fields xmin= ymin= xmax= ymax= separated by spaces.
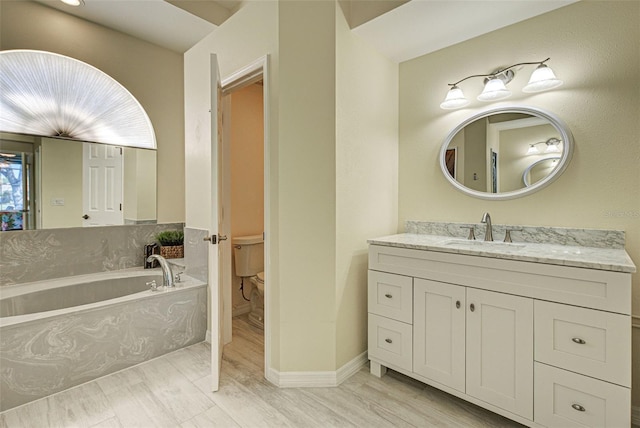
xmin=160 ymin=245 xmax=183 ymax=259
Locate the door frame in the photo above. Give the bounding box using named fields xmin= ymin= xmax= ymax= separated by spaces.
xmin=220 ymin=55 xmax=271 ymax=377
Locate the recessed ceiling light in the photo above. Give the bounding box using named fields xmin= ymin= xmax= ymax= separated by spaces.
xmin=60 ymin=0 xmax=85 ymax=6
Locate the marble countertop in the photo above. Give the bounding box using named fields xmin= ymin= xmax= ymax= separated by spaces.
xmin=368 ymin=233 xmax=636 ymax=273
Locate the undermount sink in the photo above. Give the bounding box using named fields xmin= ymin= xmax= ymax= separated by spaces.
xmin=442 ymin=239 xmax=526 ymax=250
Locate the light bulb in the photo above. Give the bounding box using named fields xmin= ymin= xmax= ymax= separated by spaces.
xmin=440 ymin=86 xmax=470 ymax=110
xmin=523 ymin=64 xmax=563 ymax=93
xmin=477 ymin=78 xmax=511 ymax=102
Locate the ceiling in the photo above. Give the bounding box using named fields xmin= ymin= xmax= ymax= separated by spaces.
xmin=353 ymin=0 xmax=579 ymax=63
xmin=34 ymin=0 xmax=578 ymax=61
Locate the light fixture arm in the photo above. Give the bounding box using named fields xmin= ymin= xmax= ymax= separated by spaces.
xmin=447 ymin=58 xmax=551 ymax=87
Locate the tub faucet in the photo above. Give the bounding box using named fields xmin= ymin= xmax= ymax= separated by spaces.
xmin=146 ymin=254 xmax=174 ymax=287
xmin=481 ymin=212 xmax=493 ymax=241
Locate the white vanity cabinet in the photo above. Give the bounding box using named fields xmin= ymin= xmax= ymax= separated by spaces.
xmin=413 ymin=279 xmax=534 ymax=420
xmin=368 ymin=243 xmax=632 ymax=428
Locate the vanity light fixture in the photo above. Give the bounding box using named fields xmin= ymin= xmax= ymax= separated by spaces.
xmin=60 ymin=0 xmax=85 ymax=6
xmin=440 ymin=58 xmax=563 ymax=110
xmin=526 ymin=137 xmax=562 ymax=155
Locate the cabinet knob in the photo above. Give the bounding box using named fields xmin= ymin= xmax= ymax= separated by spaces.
xmin=385 ymin=338 xmax=393 ymax=344
xmin=456 ymin=300 xmax=461 ymax=309
xmin=571 ymin=403 xmax=586 ymax=412
xmin=572 ymin=337 xmax=586 ymax=345
xmin=384 ymin=293 xmax=393 ymax=299
xmin=469 ymin=303 xmax=475 ymax=312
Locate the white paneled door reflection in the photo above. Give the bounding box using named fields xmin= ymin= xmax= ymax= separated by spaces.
xmin=82 ymin=142 xmax=123 ymax=226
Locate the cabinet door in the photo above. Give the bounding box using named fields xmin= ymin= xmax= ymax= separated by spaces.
xmin=466 ymin=288 xmax=533 ymax=420
xmin=413 ymin=278 xmax=466 ymax=392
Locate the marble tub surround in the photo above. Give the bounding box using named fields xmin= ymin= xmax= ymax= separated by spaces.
xmin=183 ymin=227 xmax=209 ymax=283
xmin=369 ymin=233 xmax=636 ymax=273
xmin=405 ymin=220 xmax=626 ymax=249
xmin=0 ymin=223 xmax=184 ymax=286
xmin=0 ymin=272 xmax=206 ymax=411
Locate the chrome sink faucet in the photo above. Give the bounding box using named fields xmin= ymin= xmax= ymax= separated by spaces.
xmin=481 ymin=212 xmax=493 ymax=241
xmin=146 ymin=254 xmax=175 ymax=287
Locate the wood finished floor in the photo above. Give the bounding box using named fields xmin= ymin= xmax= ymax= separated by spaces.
xmin=0 ymin=315 xmax=523 ymax=427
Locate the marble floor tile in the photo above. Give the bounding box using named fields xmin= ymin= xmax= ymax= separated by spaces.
xmin=180 ymin=405 xmax=241 ymax=428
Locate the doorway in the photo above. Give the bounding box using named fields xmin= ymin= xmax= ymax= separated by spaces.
xmin=220 ymin=57 xmax=269 ymax=378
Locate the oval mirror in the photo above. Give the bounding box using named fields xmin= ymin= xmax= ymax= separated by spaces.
xmin=439 ymin=106 xmax=573 ymax=200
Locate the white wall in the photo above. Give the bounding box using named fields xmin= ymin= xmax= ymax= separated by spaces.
xmin=398 ymin=0 xmax=640 ymax=407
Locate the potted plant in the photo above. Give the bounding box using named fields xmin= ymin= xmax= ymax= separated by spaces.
xmin=155 ymin=230 xmax=184 ymax=259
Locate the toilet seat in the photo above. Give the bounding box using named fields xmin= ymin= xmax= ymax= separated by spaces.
xmin=248 ymin=272 xmax=265 ymax=329
xmin=251 ymin=272 xmax=264 ymax=294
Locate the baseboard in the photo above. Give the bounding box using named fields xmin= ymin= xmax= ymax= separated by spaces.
xmin=266 ymin=351 xmax=368 ymax=388
xmin=232 ymin=303 xmax=251 ymax=318
xmin=632 ymin=405 xmax=640 ymax=426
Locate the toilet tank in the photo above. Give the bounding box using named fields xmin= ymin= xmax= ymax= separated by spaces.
xmin=232 ymin=234 xmax=264 ymax=277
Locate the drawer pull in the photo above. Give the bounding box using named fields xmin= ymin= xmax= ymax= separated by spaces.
xmin=571 ymin=337 xmax=586 ymax=345
xmin=571 ymin=404 xmax=586 ymax=412
xmin=456 ymin=300 xmax=461 ymax=309
xmin=384 ymin=294 xmax=393 ymax=299
xmin=469 ymin=303 xmax=475 ymax=312
xmin=385 ymin=338 xmax=393 ymax=344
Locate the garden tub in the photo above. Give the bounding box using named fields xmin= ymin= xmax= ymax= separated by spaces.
xmin=0 ymin=268 xmax=207 ymax=411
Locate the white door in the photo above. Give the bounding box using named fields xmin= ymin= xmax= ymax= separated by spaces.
xmin=413 ymin=278 xmax=466 ymax=392
xmin=208 ymin=54 xmax=225 ymax=392
xmin=82 ymin=143 xmax=123 ymax=226
xmin=466 ymin=288 xmax=534 ymax=419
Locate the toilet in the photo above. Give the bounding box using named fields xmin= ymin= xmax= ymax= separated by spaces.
xmin=232 ymin=234 xmax=264 ymax=329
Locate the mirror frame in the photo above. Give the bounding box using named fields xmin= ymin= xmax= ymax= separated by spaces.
xmin=439 ymin=105 xmax=574 ymax=200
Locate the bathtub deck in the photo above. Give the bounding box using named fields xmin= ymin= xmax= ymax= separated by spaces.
xmin=0 ymin=316 xmax=522 ymax=428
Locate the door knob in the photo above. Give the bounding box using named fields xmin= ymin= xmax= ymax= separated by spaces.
xmin=203 ymin=234 xmax=228 ymax=244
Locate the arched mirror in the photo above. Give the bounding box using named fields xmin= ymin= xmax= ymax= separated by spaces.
xmin=0 ymin=50 xmax=157 ymax=231
xmin=439 ymin=106 xmax=573 ymax=200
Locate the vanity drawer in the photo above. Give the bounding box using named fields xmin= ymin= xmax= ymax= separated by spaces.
xmin=368 ymin=271 xmax=412 ymax=323
xmin=534 ymin=301 xmax=630 ymax=387
xmin=534 ymin=363 xmax=630 ymax=428
xmin=368 ymin=313 xmax=412 ymax=371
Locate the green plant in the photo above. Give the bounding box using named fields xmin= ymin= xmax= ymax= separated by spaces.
xmin=155 ymin=230 xmax=184 ymax=246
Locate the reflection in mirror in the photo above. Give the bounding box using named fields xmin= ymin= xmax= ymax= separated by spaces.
xmin=439 ymin=106 xmax=573 ymax=200
xmin=523 ymin=156 xmax=561 ymax=187
xmin=1 ymin=132 xmax=157 ymax=231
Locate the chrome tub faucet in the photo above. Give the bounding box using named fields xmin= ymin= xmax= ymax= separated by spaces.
xmin=146 ymin=254 xmax=175 ymax=287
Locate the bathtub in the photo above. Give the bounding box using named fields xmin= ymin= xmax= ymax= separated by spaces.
xmin=0 ymin=268 xmax=207 ymax=412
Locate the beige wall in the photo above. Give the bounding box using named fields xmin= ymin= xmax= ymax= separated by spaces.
xmin=0 ymin=1 xmax=184 ymax=224
xmin=40 ymin=138 xmax=82 ymax=229
xmin=398 ymin=0 xmax=639 ymax=407
xmin=335 ymin=6 xmax=398 ymax=367
xmin=277 ymin=0 xmax=338 ymax=371
xmin=123 ymin=148 xmax=157 ymax=223
xmin=230 ymin=83 xmax=264 ymax=310
xmin=184 ymin=0 xmax=281 ymax=366
xmin=186 ymin=0 xmax=399 ymax=375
